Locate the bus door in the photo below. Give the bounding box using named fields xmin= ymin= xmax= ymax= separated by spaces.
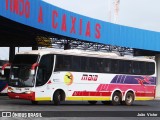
xmin=35 ymin=55 xmax=54 ymax=101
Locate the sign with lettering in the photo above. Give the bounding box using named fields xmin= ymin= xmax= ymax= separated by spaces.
xmin=1 ymin=0 xmax=160 ymax=52
xmin=1 ymin=0 xmax=101 ymax=41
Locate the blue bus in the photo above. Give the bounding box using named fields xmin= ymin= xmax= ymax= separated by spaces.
xmin=0 ymin=66 xmax=10 ymax=94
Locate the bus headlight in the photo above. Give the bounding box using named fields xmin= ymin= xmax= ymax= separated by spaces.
xmin=25 ymin=91 xmax=33 ymax=94
xmin=8 ymin=87 xmax=13 ymax=92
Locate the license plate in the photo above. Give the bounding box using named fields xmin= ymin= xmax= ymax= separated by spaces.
xmin=16 ymin=88 xmax=21 ymax=91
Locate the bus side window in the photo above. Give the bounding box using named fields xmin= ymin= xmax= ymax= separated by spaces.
xmin=104 ymin=59 xmax=110 ymax=73
xmin=129 ymin=62 xmax=132 ymax=74
xmin=72 ymin=56 xmax=80 ymax=71
xmin=81 ymin=57 xmax=88 ymax=72
xmin=125 ymin=61 xmax=132 ymax=74
xmin=95 ymin=58 xmax=104 ymax=73
xmin=89 ymin=57 xmax=96 ymax=72
xmin=63 ymin=55 xmax=72 ymax=71
xmin=146 ymin=62 xmax=155 ymax=75
xmin=110 ymin=59 xmax=118 ymax=73
xmin=133 ymin=62 xmax=140 ymax=74
xmin=139 ymin=62 xmax=146 ymax=75
xmin=55 ymin=55 xmax=64 ymax=71
xmin=104 ymin=63 xmax=110 ymax=73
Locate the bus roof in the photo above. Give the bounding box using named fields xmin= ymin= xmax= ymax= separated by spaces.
xmin=16 ymin=49 xmax=155 ymax=62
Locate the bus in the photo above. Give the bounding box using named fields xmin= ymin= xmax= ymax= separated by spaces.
xmin=3 ymin=49 xmax=156 ymax=105
xmin=0 ymin=66 xmax=10 ymax=94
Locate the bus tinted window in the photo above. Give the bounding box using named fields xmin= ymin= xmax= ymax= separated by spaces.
xmin=146 ymin=62 xmax=155 ymax=75
xmin=55 ymin=55 xmax=73 ymax=71
xmin=119 ymin=60 xmax=132 ymax=74
xmin=72 ymin=56 xmax=81 ymax=71
xmin=55 ymin=55 xmax=63 ymax=71
xmin=132 ymin=61 xmax=140 ymax=74
xmin=110 ymin=59 xmax=118 ymax=73
xmin=63 ymin=55 xmax=72 ymax=71
xmin=96 ymin=58 xmax=105 ymax=73
xmin=54 ymin=54 xmax=155 ymax=75
xmin=88 ymin=57 xmax=96 ymax=72
xmin=139 ymin=62 xmax=146 ymax=75
xmin=81 ymin=57 xmax=88 ymax=72
xmin=119 ymin=60 xmax=124 ymax=74
xmin=36 ymin=54 xmax=54 ymax=86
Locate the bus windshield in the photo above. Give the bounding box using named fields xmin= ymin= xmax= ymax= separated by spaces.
xmin=9 ymin=55 xmax=39 ymax=87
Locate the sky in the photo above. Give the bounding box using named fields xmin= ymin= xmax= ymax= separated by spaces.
xmin=44 ymin=0 xmax=160 ymax=32
xmin=1 ymin=0 xmax=160 ymax=60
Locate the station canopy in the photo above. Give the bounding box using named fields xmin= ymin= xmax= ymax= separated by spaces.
xmin=0 ymin=0 xmax=160 ymax=55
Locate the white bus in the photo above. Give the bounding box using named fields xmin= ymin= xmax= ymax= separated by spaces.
xmin=4 ymin=49 xmax=156 ymax=105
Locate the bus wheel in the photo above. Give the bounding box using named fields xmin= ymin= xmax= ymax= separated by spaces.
xmin=53 ymin=91 xmax=61 ymax=105
xmin=123 ymin=92 xmax=134 ymax=106
xmin=112 ymin=92 xmax=121 ymax=105
xmin=101 ymin=101 xmax=111 ymax=105
xmin=88 ymin=101 xmax=97 ymax=105
xmin=31 ymin=101 xmax=38 ymax=105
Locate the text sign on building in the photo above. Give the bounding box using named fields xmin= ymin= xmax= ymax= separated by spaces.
xmin=1 ymin=0 xmax=160 ymax=52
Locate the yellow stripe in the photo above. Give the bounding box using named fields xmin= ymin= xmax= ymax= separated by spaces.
xmin=35 ymin=97 xmax=154 ymax=101
xmin=35 ymin=97 xmax=51 ymax=101
xmin=66 ymin=97 xmax=110 ymax=101
xmin=66 ymin=97 xmax=82 ymax=101
xmin=135 ymin=97 xmax=154 ymax=100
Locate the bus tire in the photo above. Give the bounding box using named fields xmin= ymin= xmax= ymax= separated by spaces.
xmin=101 ymin=101 xmax=111 ymax=105
xmin=31 ymin=101 xmax=38 ymax=105
xmin=88 ymin=101 xmax=97 ymax=105
xmin=111 ymin=92 xmax=121 ymax=105
xmin=123 ymin=92 xmax=134 ymax=106
xmin=53 ymin=91 xmax=61 ymax=105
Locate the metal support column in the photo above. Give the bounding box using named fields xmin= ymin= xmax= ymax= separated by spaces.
xmin=9 ymin=46 xmax=15 ymax=63
xmin=155 ymin=54 xmax=160 ymax=98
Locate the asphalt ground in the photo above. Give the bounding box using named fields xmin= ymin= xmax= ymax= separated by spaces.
xmin=0 ymin=96 xmax=160 ymax=120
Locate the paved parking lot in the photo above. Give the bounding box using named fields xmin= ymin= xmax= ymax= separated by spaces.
xmin=0 ymin=96 xmax=160 ymax=120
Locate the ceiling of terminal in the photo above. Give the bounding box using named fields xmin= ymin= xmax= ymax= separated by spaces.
xmin=0 ymin=16 xmax=159 ymax=56
xmin=0 ymin=16 xmax=57 ymax=47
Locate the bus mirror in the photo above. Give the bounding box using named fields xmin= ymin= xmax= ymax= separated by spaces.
xmin=31 ymin=69 xmax=35 ymax=75
xmin=31 ymin=63 xmax=39 ymax=75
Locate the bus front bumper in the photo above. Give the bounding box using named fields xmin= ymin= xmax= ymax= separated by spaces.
xmin=8 ymin=92 xmax=35 ymax=101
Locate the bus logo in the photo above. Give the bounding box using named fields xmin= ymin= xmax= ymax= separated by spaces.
xmin=135 ymin=76 xmax=151 ymax=86
xmin=64 ymin=72 xmax=73 ymax=85
xmin=81 ymin=74 xmax=98 ymax=81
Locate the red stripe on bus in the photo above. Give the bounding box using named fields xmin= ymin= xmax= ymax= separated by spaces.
xmin=135 ymin=93 xmax=155 ymax=97
xmin=72 ymin=91 xmax=112 ymax=96
xmin=8 ymin=92 xmax=35 ymax=101
xmin=72 ymin=91 xmax=155 ymax=97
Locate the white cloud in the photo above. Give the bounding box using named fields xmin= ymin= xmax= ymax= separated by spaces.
xmin=43 ymin=0 xmax=108 ymax=21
